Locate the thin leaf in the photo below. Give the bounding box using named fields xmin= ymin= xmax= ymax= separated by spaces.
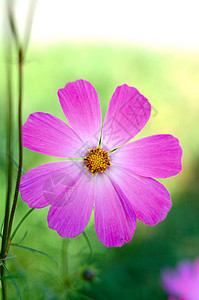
xmin=0 ymin=255 xmax=16 ymax=261
xmin=11 ymin=244 xmax=57 ymax=264
xmin=0 ymin=261 xmax=22 ymax=300
xmin=23 ymin=0 xmax=37 ymax=55
xmin=7 ymin=154 xmax=25 ymax=175
xmin=17 ymin=230 xmax=28 ymax=245
xmin=11 ymin=208 xmax=35 ymax=240
xmin=7 ymin=1 xmax=20 ymax=49
xmin=82 ymin=231 xmax=93 ymax=261
xmin=1 ymin=274 xmax=23 ymax=281
xmin=108 ymin=147 xmax=119 ymax=154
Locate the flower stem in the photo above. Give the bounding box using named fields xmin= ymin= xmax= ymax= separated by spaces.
xmin=62 ymin=238 xmax=69 ymax=277
xmin=0 ymin=261 xmax=7 ymax=300
xmin=61 ymin=238 xmax=69 ymax=299
xmin=7 ymin=47 xmax=23 ymax=243
xmin=0 ymin=34 xmax=13 ymax=300
xmin=1 ymin=44 xmax=13 ymax=259
xmin=82 ymin=231 xmax=93 ymax=261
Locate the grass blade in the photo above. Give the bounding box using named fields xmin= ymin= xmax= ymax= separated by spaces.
xmin=0 ymin=256 xmax=16 ymax=261
xmin=11 ymin=243 xmax=57 ymax=264
xmin=0 ymin=261 xmax=22 ymax=300
xmin=8 ymin=154 xmax=25 ymax=175
xmin=1 ymin=274 xmax=23 ymax=281
xmin=11 ymin=208 xmax=35 ymax=241
xmin=17 ymin=230 xmax=28 ymax=245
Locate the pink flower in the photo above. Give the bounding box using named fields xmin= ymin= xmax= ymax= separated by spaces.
xmin=162 ymin=258 xmax=199 ymax=300
xmin=19 ymin=80 xmax=182 ymax=247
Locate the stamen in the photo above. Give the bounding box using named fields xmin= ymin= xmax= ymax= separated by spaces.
xmin=83 ymin=147 xmax=111 ymax=174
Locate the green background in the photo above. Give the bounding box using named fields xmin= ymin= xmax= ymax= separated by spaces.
xmin=0 ymin=42 xmax=199 ymax=299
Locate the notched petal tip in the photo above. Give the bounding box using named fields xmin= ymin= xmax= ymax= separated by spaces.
xmin=57 ymin=79 xmax=102 ymax=147
xmin=21 ymin=112 xmax=86 ymax=158
xmin=111 ymin=133 xmax=183 ymax=179
xmin=166 ymin=134 xmax=183 ymax=176
xmin=102 ymin=84 xmax=151 ymax=150
xmin=100 ymin=236 xmax=133 ymax=248
xmin=108 ymin=167 xmax=172 ymax=226
xmin=94 ymin=174 xmax=137 ymax=248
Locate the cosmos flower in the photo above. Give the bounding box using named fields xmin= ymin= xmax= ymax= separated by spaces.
xmin=161 ymin=258 xmax=199 ymax=300
xmin=19 ymin=80 xmax=182 ymax=247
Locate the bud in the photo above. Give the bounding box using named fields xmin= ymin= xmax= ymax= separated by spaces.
xmin=82 ymin=268 xmax=96 ymax=282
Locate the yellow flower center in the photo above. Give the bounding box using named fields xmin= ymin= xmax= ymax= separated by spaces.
xmin=83 ymin=147 xmax=112 ymax=175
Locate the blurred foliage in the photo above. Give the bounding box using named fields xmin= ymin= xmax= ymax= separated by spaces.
xmin=0 ymin=42 xmax=199 ymax=299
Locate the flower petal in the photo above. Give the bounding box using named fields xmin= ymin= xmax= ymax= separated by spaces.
xmin=20 ymin=160 xmax=88 ymax=209
xmin=58 ymin=80 xmax=102 ymax=148
xmin=47 ymin=171 xmax=95 ymax=237
xmin=162 ymin=262 xmax=193 ymax=298
xmin=162 ymin=259 xmax=199 ymax=299
xmin=94 ymin=173 xmax=137 ymax=247
xmin=108 ymin=167 xmax=172 ymax=225
xmin=102 ymin=84 xmax=151 ymax=150
xmin=22 ymin=112 xmax=87 ymax=158
xmin=110 ymin=135 xmax=182 ymax=178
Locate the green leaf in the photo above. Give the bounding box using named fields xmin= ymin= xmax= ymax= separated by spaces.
xmin=0 ymin=255 xmax=16 ymax=261
xmin=8 ymin=154 xmax=25 ymax=175
xmin=82 ymin=231 xmax=93 ymax=261
xmin=17 ymin=230 xmax=28 ymax=245
xmin=1 ymin=274 xmax=23 ymax=281
xmin=11 ymin=243 xmax=57 ymax=264
xmin=108 ymin=147 xmax=119 ymax=154
xmin=0 ymin=261 xmax=22 ymax=300
xmin=11 ymin=208 xmax=35 ymax=241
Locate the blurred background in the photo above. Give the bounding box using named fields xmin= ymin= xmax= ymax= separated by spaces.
xmin=0 ymin=0 xmax=199 ymax=299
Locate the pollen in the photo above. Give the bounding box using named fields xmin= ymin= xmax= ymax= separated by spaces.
xmin=83 ymin=147 xmax=111 ymax=175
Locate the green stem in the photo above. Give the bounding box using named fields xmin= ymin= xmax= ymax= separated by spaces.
xmin=7 ymin=47 xmax=23 ymax=244
xmin=61 ymin=238 xmax=69 ymax=278
xmin=61 ymin=238 xmax=69 ymax=299
xmin=0 ymin=33 xmax=13 ymax=300
xmin=0 ymin=261 xmax=7 ymax=299
xmin=82 ymin=231 xmax=93 ymax=261
xmin=1 ymin=40 xmax=13 ymax=260
xmin=7 ymin=1 xmax=19 ymax=49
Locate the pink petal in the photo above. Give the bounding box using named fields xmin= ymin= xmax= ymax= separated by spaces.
xmin=22 ymin=112 xmax=87 ymax=158
xmin=110 ymin=135 xmax=182 ymax=178
xmin=108 ymin=167 xmax=172 ymax=225
xmin=58 ymin=80 xmax=102 ymax=148
xmin=47 ymin=172 xmax=95 ymax=237
xmin=162 ymin=260 xmax=199 ymax=300
xmin=102 ymin=84 xmax=151 ymax=150
xmin=94 ymin=173 xmax=137 ymax=247
xmin=20 ymin=160 xmax=88 ymax=208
